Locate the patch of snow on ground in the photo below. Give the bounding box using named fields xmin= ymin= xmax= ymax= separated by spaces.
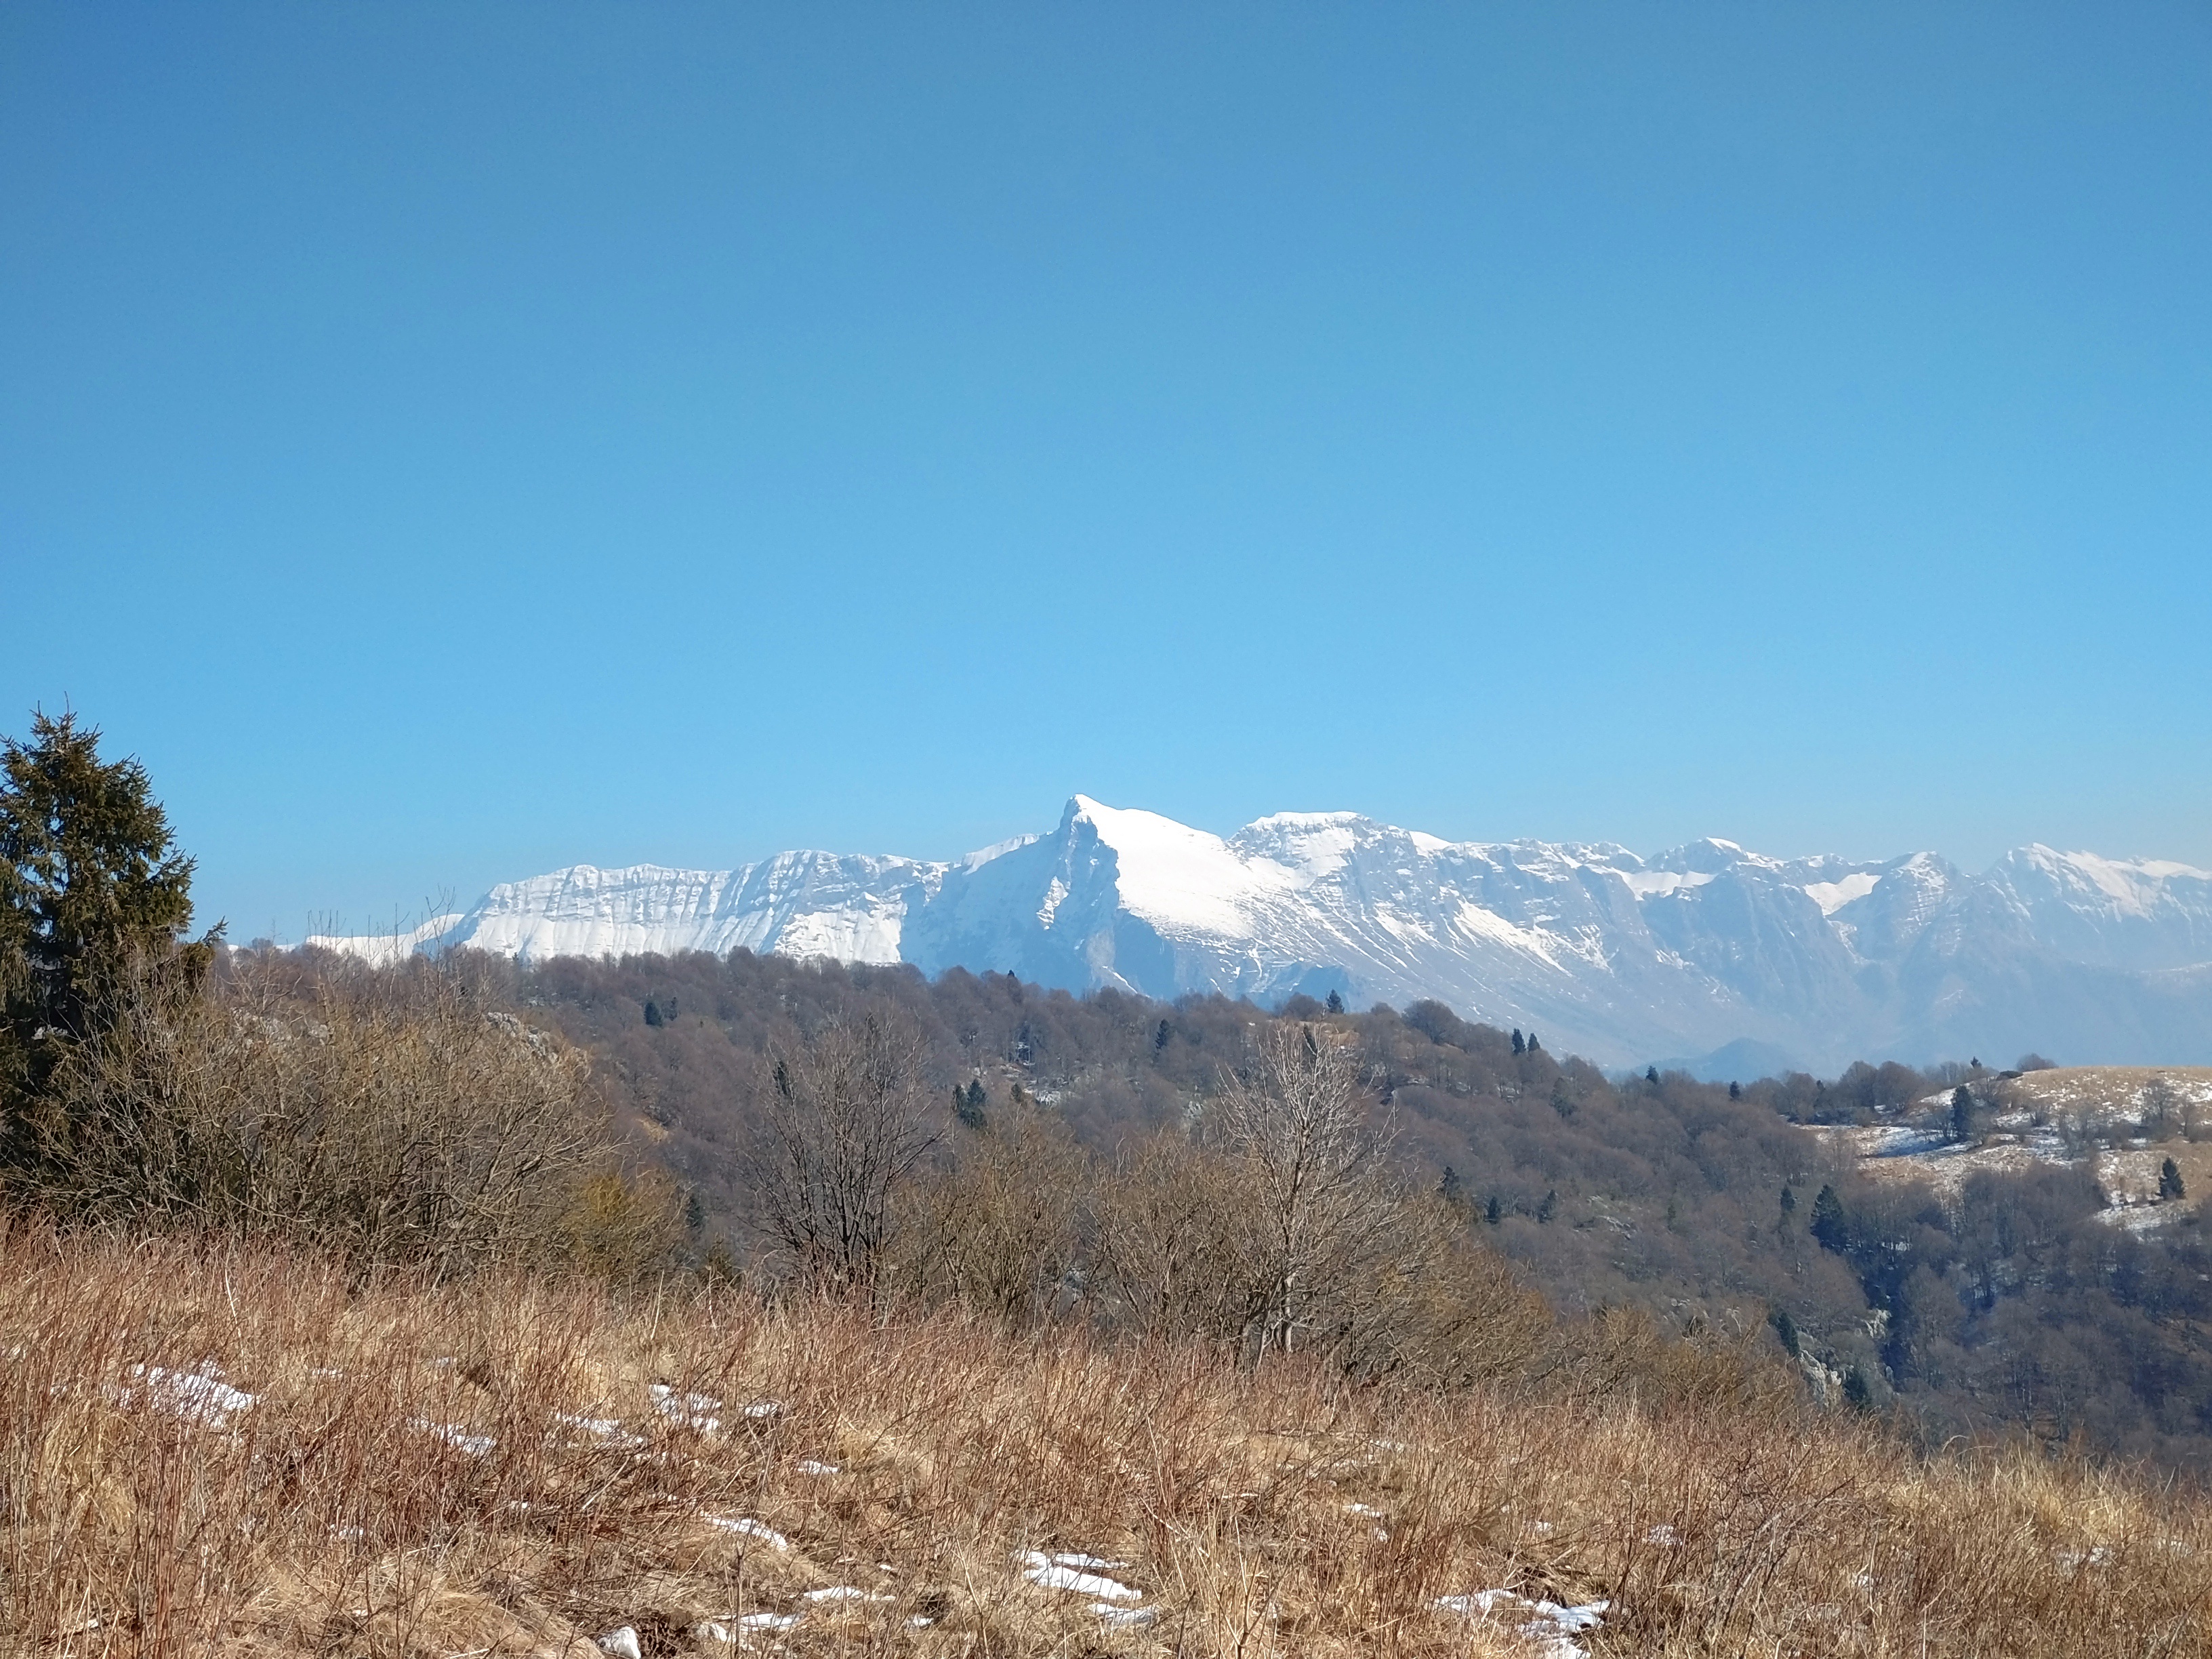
xmin=649 ymin=1383 xmax=722 ymax=1432
xmin=127 ymin=1364 xmax=258 ymax=1429
xmin=408 ymin=1418 xmax=495 ymax=1458
xmin=1436 ymin=1591 xmax=1608 ymax=1658
xmin=1017 ymin=1550 xmax=1143 ymax=1601
xmin=796 ymin=1458 xmax=840 ymax=1475
xmin=705 ymin=1515 xmax=790 ymax=1549
xmin=553 ymin=1412 xmax=644 ymax=1448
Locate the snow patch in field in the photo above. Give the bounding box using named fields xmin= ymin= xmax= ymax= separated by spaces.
xmin=596 ymin=1627 xmax=641 ymax=1659
xmin=1436 ymin=1591 xmax=1608 ymax=1656
xmin=705 ymin=1515 xmax=790 ymax=1550
xmin=649 ymin=1383 xmax=722 ymax=1433
xmin=408 ymin=1418 xmax=495 ymax=1458
xmin=1018 ymin=1550 xmax=1143 ymax=1601
xmin=796 ymin=1458 xmax=840 ymax=1475
xmin=125 ymin=1364 xmax=258 ymax=1429
xmin=554 ymin=1412 xmax=644 ymax=1448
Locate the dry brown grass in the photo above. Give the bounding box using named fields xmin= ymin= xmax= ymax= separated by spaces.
xmin=1996 ymin=1067 xmax=2212 ymax=1125
xmin=5 ymin=1216 xmax=2211 ymax=1658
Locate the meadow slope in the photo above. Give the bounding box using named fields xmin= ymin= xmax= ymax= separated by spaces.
xmin=4 ymin=1221 xmax=2209 ymax=1658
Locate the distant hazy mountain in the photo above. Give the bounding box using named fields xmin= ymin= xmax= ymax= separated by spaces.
xmin=310 ymin=796 xmax=2212 ymax=1071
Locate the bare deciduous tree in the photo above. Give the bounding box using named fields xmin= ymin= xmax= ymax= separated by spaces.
xmin=1214 ymin=1021 xmax=1401 ymax=1358
xmin=746 ymin=1010 xmax=935 ymax=1292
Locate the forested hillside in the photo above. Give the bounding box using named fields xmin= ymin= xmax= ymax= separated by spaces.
xmin=396 ymin=944 xmax=2212 ymax=1469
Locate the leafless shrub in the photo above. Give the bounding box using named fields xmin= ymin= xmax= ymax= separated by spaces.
xmin=889 ymin=1090 xmax=1090 ymax=1323
xmin=1091 ymin=1127 xmax=1263 ymax=1343
xmin=744 ymin=1009 xmax=936 ymax=1292
xmin=1087 ymin=1027 xmax=1550 ymax=1385
xmin=25 ymin=954 xmax=616 ymax=1275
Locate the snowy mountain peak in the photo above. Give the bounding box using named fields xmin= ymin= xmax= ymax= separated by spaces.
xmin=310 ymin=796 xmax=2212 ymax=1069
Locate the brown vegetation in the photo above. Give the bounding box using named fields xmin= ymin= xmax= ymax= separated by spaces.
xmin=4 ymin=1218 xmax=2209 ymax=1658
xmin=19 ymin=954 xmax=676 ymax=1280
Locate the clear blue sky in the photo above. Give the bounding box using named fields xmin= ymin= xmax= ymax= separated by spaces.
xmin=4 ymin=4 xmax=2208 ymax=942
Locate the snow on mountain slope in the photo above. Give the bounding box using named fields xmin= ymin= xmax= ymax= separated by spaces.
xmin=312 ymin=799 xmax=2212 ymax=1069
xmin=318 ymin=853 xmax=940 ymax=967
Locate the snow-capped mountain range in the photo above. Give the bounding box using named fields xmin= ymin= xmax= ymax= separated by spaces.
xmin=311 ymin=796 xmax=2212 ymax=1071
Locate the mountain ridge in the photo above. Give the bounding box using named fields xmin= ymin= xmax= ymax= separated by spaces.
xmin=309 ymin=796 xmax=2212 ymax=1070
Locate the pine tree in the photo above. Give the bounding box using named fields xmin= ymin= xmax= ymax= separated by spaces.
xmin=1324 ymin=988 xmax=1344 ymax=1015
xmin=1525 ymin=1031 xmax=1540 ymax=1052
xmin=1645 ymin=1065 xmax=1660 ymax=1086
xmin=1484 ymin=1194 xmax=1502 ymax=1226
xmin=1729 ymin=1080 xmax=1742 ymax=1101
xmin=1950 ymin=1085 xmax=1975 ymax=1143
xmin=1769 ymin=1307 xmax=1801 ymax=1357
xmin=1437 ymin=1164 xmax=1464 ymax=1206
xmin=644 ymin=999 xmax=663 ymax=1027
xmin=1549 ymin=1076 xmax=1574 ymax=1117
xmin=1809 ymin=1183 xmax=1848 ymax=1252
xmin=954 ymin=1079 xmax=988 ymax=1132
xmin=1511 ymin=1029 xmax=1525 ymax=1056
xmin=1153 ymin=1018 xmax=1172 ymax=1052
xmin=1536 ymin=1188 xmax=1558 ymax=1223
xmin=2161 ymin=1157 xmax=2186 ymax=1202
xmin=1780 ymin=1185 xmax=1797 ymax=1217
xmin=1 ymin=710 xmax=214 ymax=1166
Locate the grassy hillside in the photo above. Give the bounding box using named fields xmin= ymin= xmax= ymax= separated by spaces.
xmin=6 ymin=1218 xmax=2210 ymax=1658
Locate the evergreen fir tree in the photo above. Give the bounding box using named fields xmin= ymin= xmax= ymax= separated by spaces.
xmin=1511 ymin=1029 xmax=1525 ymax=1056
xmin=1729 ymin=1080 xmax=1742 ymax=1101
xmin=1484 ymin=1194 xmax=1502 ymax=1226
xmin=1438 ymin=1164 xmax=1464 ymax=1206
xmin=954 ymin=1079 xmax=988 ymax=1132
xmin=1526 ymin=1031 xmax=1540 ymax=1052
xmin=1549 ymin=1076 xmax=1576 ymax=1118
xmin=1769 ymin=1307 xmax=1801 ymax=1357
xmin=1780 ymin=1185 xmax=1797 ymax=1217
xmin=1809 ymin=1183 xmax=1848 ymax=1252
xmin=1 ymin=710 xmax=214 ymax=1168
xmin=2161 ymin=1157 xmax=2186 ymax=1202
xmin=1645 ymin=1065 xmax=1660 ymax=1086
xmin=1324 ymin=988 xmax=1344 ymax=1015
xmin=1153 ymin=1018 xmax=1172 ymax=1052
xmin=1536 ymin=1188 xmax=1559 ymax=1223
xmin=1950 ymin=1084 xmax=1976 ymax=1143
xmin=644 ymin=999 xmax=663 ymax=1027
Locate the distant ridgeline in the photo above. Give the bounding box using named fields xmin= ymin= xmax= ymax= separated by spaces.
xmin=312 ymin=795 xmax=2212 ymax=1071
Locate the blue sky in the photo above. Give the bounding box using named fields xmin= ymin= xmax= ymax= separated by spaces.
xmin=4 ymin=3 xmax=2208 ymax=942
